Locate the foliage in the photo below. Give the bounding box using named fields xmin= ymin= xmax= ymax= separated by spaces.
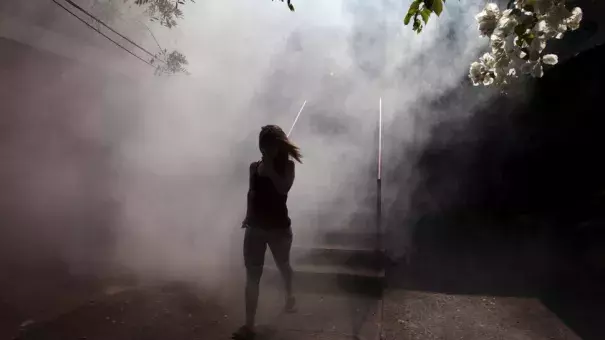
xmin=404 ymin=0 xmax=446 ymax=33
xmin=273 ymin=0 xmax=295 ymax=12
xmin=134 ymin=0 xmax=194 ymax=28
xmin=152 ymin=49 xmax=190 ymax=75
xmin=403 ymin=0 xmax=584 ymax=86
xmin=469 ymin=1 xmax=582 ymax=86
xmin=131 ymin=0 xmax=192 ymax=75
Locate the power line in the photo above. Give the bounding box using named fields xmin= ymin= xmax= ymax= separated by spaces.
xmin=62 ymin=0 xmax=159 ymax=61
xmin=51 ymin=0 xmax=155 ymax=68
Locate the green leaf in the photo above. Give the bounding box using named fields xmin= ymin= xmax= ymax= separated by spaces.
xmin=404 ymin=0 xmax=421 ymax=25
xmin=404 ymin=11 xmax=414 ymax=25
xmin=410 ymin=0 xmax=421 ymax=11
xmin=420 ymin=8 xmax=431 ymax=24
xmin=413 ymin=17 xmax=423 ymax=33
xmin=514 ymin=25 xmax=526 ymax=36
xmin=431 ymin=0 xmax=443 ymax=16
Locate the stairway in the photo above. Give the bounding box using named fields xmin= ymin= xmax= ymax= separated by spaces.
xmin=265 ymin=98 xmax=386 ymax=296
xmin=265 ymin=219 xmax=385 ymax=297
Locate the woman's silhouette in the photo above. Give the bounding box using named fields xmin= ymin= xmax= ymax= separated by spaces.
xmin=233 ymin=125 xmax=302 ymax=340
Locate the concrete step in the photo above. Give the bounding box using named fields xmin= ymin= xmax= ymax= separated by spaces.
xmin=263 ymin=241 xmax=385 ymax=297
xmin=287 ymin=263 xmax=385 ymax=278
xmin=264 ymin=263 xmax=384 ymax=297
xmin=318 ymin=230 xmax=384 ymax=250
xmin=287 ymin=245 xmax=386 ymax=270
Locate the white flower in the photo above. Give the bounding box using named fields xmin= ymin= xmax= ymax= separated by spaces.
xmin=534 ymin=20 xmax=553 ymax=38
xmin=542 ymin=54 xmax=558 ymax=65
xmin=535 ymin=20 xmax=547 ymax=32
xmin=483 ymin=74 xmax=495 ymax=86
xmin=532 ymin=0 xmax=554 ymax=15
xmin=469 ymin=62 xmax=483 ymax=76
xmin=469 ymin=0 xmax=583 ymax=86
xmin=557 ymin=23 xmax=568 ymax=33
xmin=469 ymin=62 xmax=484 ymax=86
xmin=566 ymin=7 xmax=582 ymax=30
xmin=484 ymin=3 xmax=500 ymax=14
xmin=480 ymin=53 xmax=496 ymax=69
xmin=490 ymin=33 xmax=506 ymax=56
xmin=476 ymin=3 xmax=501 ymax=37
xmin=497 ymin=10 xmax=518 ymax=35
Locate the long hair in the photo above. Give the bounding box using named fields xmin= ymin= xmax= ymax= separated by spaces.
xmin=259 ymin=125 xmax=302 ymax=173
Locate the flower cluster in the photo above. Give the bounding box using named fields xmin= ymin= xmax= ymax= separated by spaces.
xmin=469 ymin=1 xmax=582 ymax=86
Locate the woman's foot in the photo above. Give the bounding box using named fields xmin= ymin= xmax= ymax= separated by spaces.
xmin=284 ymin=296 xmax=297 ymax=313
xmin=232 ymin=325 xmax=255 ymax=340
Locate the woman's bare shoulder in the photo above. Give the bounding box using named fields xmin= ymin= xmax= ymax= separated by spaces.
xmin=249 ymin=161 xmax=259 ymax=172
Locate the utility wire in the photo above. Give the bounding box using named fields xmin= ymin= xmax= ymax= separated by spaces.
xmin=90 ymin=0 xmax=163 ymax=53
xmin=52 ymin=0 xmax=154 ymax=67
xmin=61 ymin=0 xmax=160 ymax=61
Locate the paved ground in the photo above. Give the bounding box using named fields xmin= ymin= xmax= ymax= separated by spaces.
xmin=11 ymin=280 xmax=381 ymax=340
xmin=6 ymin=273 xmax=582 ymax=340
xmin=382 ymin=290 xmax=579 ymax=340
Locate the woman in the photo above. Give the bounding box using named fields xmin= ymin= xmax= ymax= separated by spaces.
xmin=233 ymin=125 xmax=303 ymax=340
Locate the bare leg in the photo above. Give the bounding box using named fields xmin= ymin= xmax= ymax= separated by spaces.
xmin=268 ymin=228 xmax=295 ymax=310
xmin=242 ymin=228 xmax=266 ymax=331
xmin=276 ymin=260 xmax=293 ymax=299
xmin=245 ymin=267 xmax=262 ymax=327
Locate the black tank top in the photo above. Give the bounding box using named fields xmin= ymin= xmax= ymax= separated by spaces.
xmin=249 ymin=161 xmax=291 ymax=229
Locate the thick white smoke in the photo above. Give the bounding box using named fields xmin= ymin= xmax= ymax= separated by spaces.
xmin=0 ymin=0 xmax=496 ymax=289
xmin=108 ymin=0 xmax=493 ymax=284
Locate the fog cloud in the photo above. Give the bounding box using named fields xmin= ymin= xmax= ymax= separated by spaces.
xmin=1 ymin=0 xmax=497 ymax=288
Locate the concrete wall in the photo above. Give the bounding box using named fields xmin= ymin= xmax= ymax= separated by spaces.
xmin=0 ymin=36 xmax=140 ymax=334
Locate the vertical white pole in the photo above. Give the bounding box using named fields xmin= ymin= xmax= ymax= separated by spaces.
xmin=377 ymin=97 xmax=383 ymax=251
xmin=378 ymin=97 xmax=383 ymax=180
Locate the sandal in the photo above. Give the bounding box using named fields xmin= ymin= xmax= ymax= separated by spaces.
xmin=232 ymin=325 xmax=255 ymax=340
xmin=284 ymin=296 xmax=297 ymax=313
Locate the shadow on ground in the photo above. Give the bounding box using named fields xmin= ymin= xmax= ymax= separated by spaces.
xmin=15 ymin=282 xmax=233 ymax=340
xmin=384 ymin=43 xmax=605 ymax=340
